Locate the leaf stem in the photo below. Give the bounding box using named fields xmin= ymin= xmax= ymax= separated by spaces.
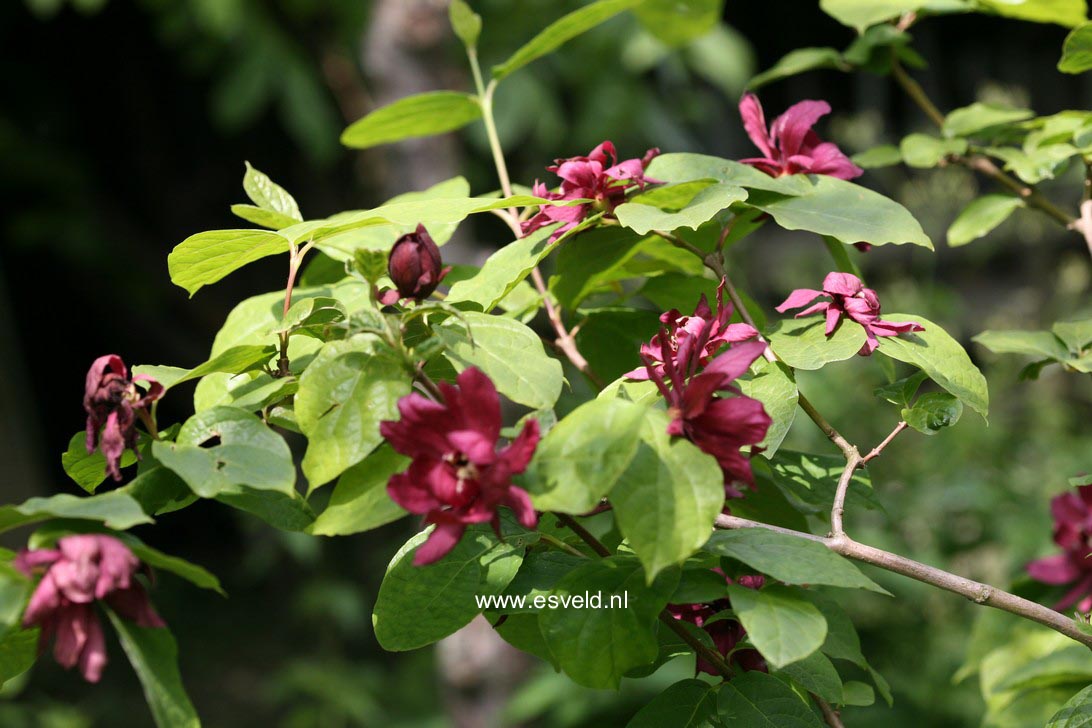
xmin=830 ymin=449 xmax=862 ymax=538
xmin=554 ymin=513 xmax=612 ymax=557
xmin=714 ymin=514 xmax=1092 ymax=650
xmin=814 ymin=695 xmax=846 ymax=728
xmin=862 ymin=421 xmax=908 ymax=464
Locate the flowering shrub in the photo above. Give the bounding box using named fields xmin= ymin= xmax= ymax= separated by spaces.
xmin=4 ymin=1 xmax=1092 ymax=726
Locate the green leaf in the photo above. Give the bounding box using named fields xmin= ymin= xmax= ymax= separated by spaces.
xmin=718 ymin=670 xmax=824 ymax=726
xmin=899 ymin=133 xmax=968 ymax=168
xmin=538 ymin=556 xmax=679 ymax=688
xmin=0 ymin=566 xmax=31 ymax=632
xmin=745 ymin=176 xmax=933 ymax=249
xmin=491 ymin=0 xmax=642 ymax=80
xmin=124 ymin=541 xmax=224 ymax=596
xmin=842 ymin=681 xmax=876 ymax=706
xmin=947 ymin=194 xmax=1024 ymax=246
xmin=1047 ymin=684 xmax=1092 ymax=727
xmin=120 ymin=466 xmax=197 ymax=517
xmin=574 ymin=309 xmax=663 ymax=382
xmin=901 ymin=391 xmax=963 ymax=435
xmin=973 ymin=329 xmax=1071 ymax=360
xmin=445 ymin=225 xmax=556 ymax=311
xmin=148 ymin=345 xmax=277 ymax=392
xmin=496 ymin=550 xmax=583 ymax=614
xmin=152 ymin=407 xmax=296 ymax=497
xmin=296 ymin=338 xmax=412 ymax=489
xmin=634 ymin=0 xmax=722 ymax=46
xmin=550 ymin=227 xmax=652 ymax=309
xmin=627 ymin=679 xmax=721 ymax=728
xmin=242 ymin=161 xmax=301 ymax=222
xmin=0 ymin=491 xmax=152 ymax=535
xmin=876 ymin=314 xmax=989 ymax=417
xmin=988 ymin=143 xmax=1078 ymax=184
xmin=437 ymin=312 xmax=563 ymax=410
xmin=767 ymin=317 xmax=867 ymax=371
xmin=762 ymin=450 xmax=880 ymax=516
xmin=873 ymin=369 xmax=927 ymax=407
xmin=978 ymin=0 xmax=1086 ymax=26
xmin=449 ymin=0 xmax=482 ymax=49
xmin=705 ymin=529 xmax=888 ymax=594
xmin=748 ymin=47 xmax=847 ymax=90
xmin=168 ymin=229 xmax=289 ymax=296
xmin=372 ymin=525 xmax=523 ymax=651
xmin=0 ymin=628 xmax=39 ymax=687
xmin=776 ymin=651 xmax=843 ymax=704
xmin=307 ymin=445 xmax=409 ymax=536
xmin=852 ymin=144 xmax=903 ymax=169
xmin=1054 ymin=318 xmax=1092 ymax=352
xmin=494 ymin=613 xmax=558 ymax=667
xmin=942 ymin=102 xmax=1035 ymax=138
xmin=615 ymin=183 xmax=748 ymax=235
xmin=340 ymin=91 xmax=481 ymax=149
xmin=612 ymin=411 xmax=726 ymax=580
xmin=646 ymin=153 xmax=811 ymax=196
xmin=524 ymin=398 xmax=647 ymax=513
xmin=230 ymin=204 xmax=300 ymax=230
xmin=738 ymin=359 xmax=798 ymax=457
xmin=106 ymin=611 xmax=200 ymax=728
xmin=819 ymin=0 xmax=931 ymax=32
xmin=726 ymin=584 xmax=827 ymax=668
xmin=62 ymin=431 xmax=138 ymax=493
xmin=1060 ymin=23 xmax=1092 ymax=73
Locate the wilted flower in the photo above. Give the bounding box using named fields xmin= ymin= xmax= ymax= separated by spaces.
xmin=380 ymin=367 xmax=540 ymax=566
xmin=668 ymin=573 xmax=766 ymax=677
xmin=522 ymin=141 xmax=660 ymax=241
xmin=378 ymin=224 xmax=450 ymax=305
xmin=1028 ymin=484 xmax=1092 ymax=613
xmin=15 ymin=534 xmax=165 ymax=683
xmin=775 ymin=272 xmax=924 ymax=355
xmin=84 ymin=355 xmax=163 ymax=481
xmin=738 ymin=93 xmax=863 ymax=181
xmin=625 ymin=281 xmax=758 ymax=382
xmin=643 ymin=335 xmax=771 ymax=497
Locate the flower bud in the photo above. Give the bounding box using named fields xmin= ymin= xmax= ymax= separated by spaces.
xmin=387 ymin=224 xmax=447 ymax=301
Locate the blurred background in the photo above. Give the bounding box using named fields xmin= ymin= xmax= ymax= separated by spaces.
xmin=1 ymin=0 xmax=1091 ymax=725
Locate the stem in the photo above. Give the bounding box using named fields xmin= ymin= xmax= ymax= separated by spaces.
xmin=889 ymin=53 xmax=1079 ymax=233
xmin=414 ymin=363 xmax=445 ymax=401
xmin=830 ymin=449 xmax=862 ymax=537
xmin=715 ymin=514 xmax=1092 ymax=650
xmin=277 ymin=240 xmax=316 ymax=377
xmin=797 ymin=391 xmax=857 ymax=459
xmin=658 ymin=611 xmax=737 ymax=680
xmin=539 ymin=533 xmax=588 ymax=559
xmin=136 ymin=409 xmax=160 ymax=441
xmin=862 ymin=421 xmax=908 ymax=464
xmin=529 ymin=268 xmax=603 ymax=387
xmin=553 ymin=512 xmax=739 ymax=680
xmin=554 ymin=513 xmax=612 ymax=557
xmin=814 ymin=695 xmax=846 ymax=728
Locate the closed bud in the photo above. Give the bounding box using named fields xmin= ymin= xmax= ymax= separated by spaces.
xmin=386 ymin=224 xmax=447 ymax=302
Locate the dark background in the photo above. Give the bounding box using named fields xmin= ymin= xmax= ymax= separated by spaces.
xmin=1 ymin=1 xmax=1090 ymax=725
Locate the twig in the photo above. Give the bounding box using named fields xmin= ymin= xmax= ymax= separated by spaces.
xmin=830 ymin=449 xmax=862 ymax=537
xmin=529 ymin=268 xmax=603 ymax=387
xmin=714 ymin=514 xmax=1092 ymax=650
xmin=889 ymin=53 xmax=1079 ymax=234
xmin=553 ymin=513 xmax=740 ymax=680
xmin=862 ymin=421 xmax=908 ymax=464
xmin=814 ymin=695 xmax=846 ymax=728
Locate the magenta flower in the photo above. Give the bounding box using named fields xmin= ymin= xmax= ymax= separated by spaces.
xmin=642 ymin=333 xmax=771 ymax=497
xmin=379 ymin=367 xmax=541 ymax=566
xmin=625 ymin=281 xmax=758 ymax=382
xmin=15 ymin=534 xmax=165 ymax=683
xmin=84 ymin=355 xmax=163 ymax=481
xmin=668 ymin=573 xmax=766 ymax=677
xmin=1028 ymin=484 xmax=1092 ymax=613
xmin=522 ymin=141 xmax=660 ymax=241
xmin=775 ymin=272 xmax=924 ymax=355
xmin=378 ymin=224 xmax=451 ymax=306
xmin=738 ymin=93 xmax=863 ymax=181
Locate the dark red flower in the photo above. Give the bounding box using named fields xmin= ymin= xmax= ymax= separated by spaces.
xmin=1028 ymin=484 xmax=1092 ymax=613
xmin=378 ymin=224 xmax=450 ymax=305
xmin=642 ymin=329 xmax=771 ymax=497
xmin=522 ymin=141 xmax=660 ymax=241
xmin=775 ymin=272 xmax=924 ymax=355
xmin=738 ymin=93 xmax=863 ymax=181
xmin=625 ymin=281 xmax=758 ymax=382
xmin=15 ymin=534 xmax=165 ymax=683
xmin=379 ymin=367 xmax=540 ymax=565
xmin=84 ymin=355 xmax=163 ymax=481
xmin=668 ymin=573 xmax=766 ymax=677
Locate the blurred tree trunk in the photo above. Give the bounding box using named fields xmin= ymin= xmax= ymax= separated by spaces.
xmin=359 ymin=3 xmax=529 ymax=727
